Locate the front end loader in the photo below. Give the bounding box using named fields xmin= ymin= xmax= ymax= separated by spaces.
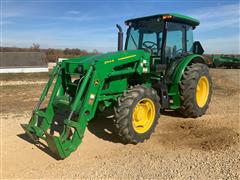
xmin=22 ymin=13 xmax=212 ymax=159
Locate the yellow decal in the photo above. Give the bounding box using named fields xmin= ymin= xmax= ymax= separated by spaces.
xmin=118 ymin=54 xmax=136 ymax=61
xmin=104 ymin=59 xmax=115 ymax=64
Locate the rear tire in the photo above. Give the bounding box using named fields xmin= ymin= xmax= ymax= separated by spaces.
xmin=113 ymin=85 xmax=160 ymax=144
xmin=180 ymin=63 xmax=212 ymax=118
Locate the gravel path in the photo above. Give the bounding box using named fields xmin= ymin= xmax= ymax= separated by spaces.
xmin=1 ymin=69 xmax=239 ymax=179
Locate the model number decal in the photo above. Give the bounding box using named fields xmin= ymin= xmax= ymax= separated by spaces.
xmin=104 ymin=59 xmax=115 ymax=64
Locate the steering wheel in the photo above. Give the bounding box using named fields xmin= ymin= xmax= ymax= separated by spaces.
xmin=142 ymin=41 xmax=158 ymax=53
xmin=175 ymin=48 xmax=183 ymax=53
xmin=174 ymin=48 xmax=184 ymax=56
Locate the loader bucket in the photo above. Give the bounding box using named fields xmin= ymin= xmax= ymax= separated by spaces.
xmin=21 ymin=64 xmax=95 ymax=159
xmin=45 ymin=133 xmax=66 ymax=159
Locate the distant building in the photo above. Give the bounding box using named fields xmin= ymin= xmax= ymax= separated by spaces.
xmin=0 ymin=52 xmax=48 ymax=73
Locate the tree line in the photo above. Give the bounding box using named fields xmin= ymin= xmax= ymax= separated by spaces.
xmin=1 ymin=43 xmax=99 ymax=62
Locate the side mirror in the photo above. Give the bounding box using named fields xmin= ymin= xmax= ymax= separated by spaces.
xmin=193 ymin=41 xmax=204 ymax=55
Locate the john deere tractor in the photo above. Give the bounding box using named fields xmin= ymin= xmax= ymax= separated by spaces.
xmin=22 ymin=13 xmax=212 ymax=159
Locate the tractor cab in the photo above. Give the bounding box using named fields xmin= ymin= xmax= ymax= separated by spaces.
xmin=122 ymin=13 xmax=203 ymax=71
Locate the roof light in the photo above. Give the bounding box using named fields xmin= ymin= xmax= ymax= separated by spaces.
xmin=162 ymin=15 xmax=172 ymax=20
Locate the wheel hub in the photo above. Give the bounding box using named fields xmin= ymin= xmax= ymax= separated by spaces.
xmin=196 ymin=76 xmax=209 ymax=107
xmin=132 ymin=98 xmax=155 ymax=134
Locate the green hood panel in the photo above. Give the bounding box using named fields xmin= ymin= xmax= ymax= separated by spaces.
xmin=62 ymin=50 xmax=149 ymax=66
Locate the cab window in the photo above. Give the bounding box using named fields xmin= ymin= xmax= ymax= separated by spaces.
xmin=186 ymin=26 xmax=193 ymax=52
xmin=165 ymin=22 xmax=185 ymax=60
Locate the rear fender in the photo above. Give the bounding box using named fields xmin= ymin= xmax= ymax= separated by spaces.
xmin=167 ymin=54 xmax=206 ymax=109
xmin=171 ymin=54 xmax=206 ymax=84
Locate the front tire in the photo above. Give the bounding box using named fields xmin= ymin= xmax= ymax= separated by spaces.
xmin=113 ymin=85 xmax=160 ymax=144
xmin=180 ymin=63 xmax=212 ymax=117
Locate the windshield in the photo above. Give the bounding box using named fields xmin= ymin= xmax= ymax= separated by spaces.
xmin=125 ymin=19 xmax=164 ymax=55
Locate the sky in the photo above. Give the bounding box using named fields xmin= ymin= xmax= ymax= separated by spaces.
xmin=1 ymin=0 xmax=240 ymax=54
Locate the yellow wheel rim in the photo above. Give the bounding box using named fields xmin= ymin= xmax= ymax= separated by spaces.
xmin=132 ymin=98 xmax=155 ymax=134
xmin=196 ymin=76 xmax=209 ymax=108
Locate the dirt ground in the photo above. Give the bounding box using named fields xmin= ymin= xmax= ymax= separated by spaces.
xmin=1 ymin=69 xmax=239 ymax=179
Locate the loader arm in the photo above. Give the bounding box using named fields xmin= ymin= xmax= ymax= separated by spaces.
xmin=22 ymin=50 xmax=150 ymax=159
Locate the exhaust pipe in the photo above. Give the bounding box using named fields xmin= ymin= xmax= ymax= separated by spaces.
xmin=116 ymin=24 xmax=123 ymax=51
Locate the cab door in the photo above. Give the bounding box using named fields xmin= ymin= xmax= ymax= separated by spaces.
xmin=164 ymin=22 xmax=193 ymax=64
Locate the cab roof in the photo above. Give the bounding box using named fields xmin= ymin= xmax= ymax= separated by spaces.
xmin=125 ymin=13 xmax=200 ymax=27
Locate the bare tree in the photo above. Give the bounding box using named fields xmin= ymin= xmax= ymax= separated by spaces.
xmin=30 ymin=43 xmax=40 ymax=51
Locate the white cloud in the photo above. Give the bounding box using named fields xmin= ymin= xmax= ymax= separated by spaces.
xmin=201 ymin=35 xmax=240 ymax=54
xmin=2 ymin=4 xmax=33 ymax=18
xmin=189 ymin=3 xmax=240 ymax=54
xmin=192 ymin=4 xmax=239 ymax=20
xmin=189 ymin=3 xmax=240 ymax=31
xmin=66 ymin=10 xmax=81 ymax=15
xmin=0 ymin=21 xmax=14 ymax=25
xmin=199 ymin=18 xmax=239 ymax=31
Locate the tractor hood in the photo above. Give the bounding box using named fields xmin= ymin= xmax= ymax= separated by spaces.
xmin=62 ymin=49 xmax=150 ymax=68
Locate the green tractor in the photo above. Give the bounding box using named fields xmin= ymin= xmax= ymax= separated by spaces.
xmin=22 ymin=13 xmax=212 ymax=159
